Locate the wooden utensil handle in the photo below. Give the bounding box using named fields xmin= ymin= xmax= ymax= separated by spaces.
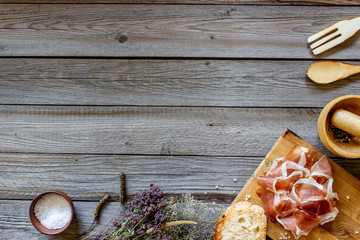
xmin=331 ymin=109 xmax=360 ymax=137
xmin=352 ymin=16 xmax=360 ymax=29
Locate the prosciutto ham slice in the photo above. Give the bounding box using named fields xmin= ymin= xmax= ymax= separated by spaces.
xmin=257 ymin=188 xmax=277 ymax=222
xmin=277 ymin=210 xmax=320 ymax=238
xmin=274 ymin=192 xmax=298 ymax=218
xmin=257 ymin=146 xmax=338 ymax=239
xmin=310 ymin=156 xmax=333 ymax=184
xmin=290 ymin=177 xmax=325 ymax=203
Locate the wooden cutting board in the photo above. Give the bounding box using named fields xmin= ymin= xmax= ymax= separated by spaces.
xmin=233 ymin=129 xmax=360 ymax=240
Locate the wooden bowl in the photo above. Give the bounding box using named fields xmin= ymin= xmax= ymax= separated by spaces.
xmin=318 ymin=95 xmax=360 ymax=158
xmin=29 ymin=190 xmax=74 ymax=235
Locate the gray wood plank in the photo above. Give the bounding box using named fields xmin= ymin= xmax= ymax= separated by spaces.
xmin=0 ymin=105 xmax=330 ymax=156
xmin=1 ymin=153 xmax=359 ymax=201
xmin=0 ymin=199 xmax=225 ymax=239
xmin=1 ymin=5 xmax=360 ymax=58
xmin=0 ymin=154 xmax=258 ymax=200
xmin=2 ymin=0 xmax=360 ymax=5
xmin=1 ymin=58 xmax=360 ymax=107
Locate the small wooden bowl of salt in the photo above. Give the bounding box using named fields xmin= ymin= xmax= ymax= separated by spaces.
xmin=29 ymin=190 xmax=74 ymax=235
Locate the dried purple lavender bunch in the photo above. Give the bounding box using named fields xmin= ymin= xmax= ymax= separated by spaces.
xmin=94 ymin=185 xmax=217 ymax=240
xmin=97 ymin=184 xmax=169 ymax=240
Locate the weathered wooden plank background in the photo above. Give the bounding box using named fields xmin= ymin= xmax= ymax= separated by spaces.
xmin=0 ymin=2 xmax=359 ymax=240
xmin=2 ymin=0 xmax=360 ymax=5
xmin=1 ymin=5 xmax=360 ymax=58
xmin=0 ymin=106 xmax=325 ymax=155
xmin=1 ymin=154 xmax=360 ymax=201
xmin=1 ymin=59 xmax=360 ymax=107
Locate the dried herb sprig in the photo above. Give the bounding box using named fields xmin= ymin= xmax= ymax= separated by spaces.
xmin=95 ymin=195 xmax=110 ymax=220
xmin=122 ymin=197 xmax=181 ymax=239
xmin=158 ymin=197 xmax=179 ymax=209
xmin=77 ymin=194 xmax=110 ymax=239
xmin=179 ymin=220 xmax=216 ymax=240
xmin=98 ymin=184 xmax=170 ymax=240
xmin=162 ymin=193 xmax=223 ymax=240
xmin=145 ymin=220 xmax=197 ymax=234
xmin=81 ymin=183 xmax=221 ymax=240
xmin=131 ymin=220 xmax=197 ymax=240
xmin=80 ymin=173 xmax=127 ymax=240
xmin=120 ymin=172 xmax=126 ymax=204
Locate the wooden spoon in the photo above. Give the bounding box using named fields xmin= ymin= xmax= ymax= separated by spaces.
xmin=307 ymin=61 xmax=360 ymax=84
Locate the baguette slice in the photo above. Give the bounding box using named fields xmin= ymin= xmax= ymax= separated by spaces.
xmin=213 ymin=201 xmax=266 ymax=240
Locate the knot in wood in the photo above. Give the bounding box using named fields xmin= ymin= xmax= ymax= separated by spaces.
xmin=116 ymin=34 xmax=128 ymax=44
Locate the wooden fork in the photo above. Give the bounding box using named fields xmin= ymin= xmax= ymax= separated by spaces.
xmin=308 ymin=17 xmax=360 ymax=55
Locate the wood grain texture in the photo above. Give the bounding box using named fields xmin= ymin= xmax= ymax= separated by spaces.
xmin=0 ymin=105 xmax=331 ymax=156
xmin=1 ymin=153 xmax=359 ymax=201
xmin=0 ymin=154 xmax=258 ymax=201
xmin=1 ymin=58 xmax=360 ymax=107
xmin=0 ymin=199 xmax=225 ymax=239
xmin=1 ymin=5 xmax=360 ymax=58
xmin=1 ymin=2 xmax=360 ymax=239
xmin=2 ymin=0 xmax=360 ymax=5
xmin=234 ymin=129 xmax=360 ymax=240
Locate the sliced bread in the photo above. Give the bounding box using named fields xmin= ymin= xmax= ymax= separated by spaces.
xmin=213 ymin=201 xmax=267 ymax=240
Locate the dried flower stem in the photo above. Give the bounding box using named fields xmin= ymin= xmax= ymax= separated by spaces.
xmin=122 ymin=216 xmax=146 ymax=239
xmin=158 ymin=196 xmax=179 ymax=209
xmin=179 ymin=220 xmax=215 ymax=240
xmin=120 ymin=172 xmax=126 ymax=204
xmin=133 ymin=221 xmax=197 ymax=240
xmin=81 ymin=208 xmax=124 ymax=240
xmin=95 ymin=195 xmax=110 ymax=220
xmin=146 ymin=221 xmax=197 ymax=234
xmin=80 ymin=173 xmax=127 ymax=240
xmin=76 ymin=194 xmax=110 ymax=239
xmin=121 ymin=196 xmax=179 ymax=239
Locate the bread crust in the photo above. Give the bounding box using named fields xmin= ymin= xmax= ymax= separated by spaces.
xmin=213 ymin=201 xmax=266 ymax=240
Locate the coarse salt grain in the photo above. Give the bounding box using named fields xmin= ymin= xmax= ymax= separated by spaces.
xmin=356 ymin=231 xmax=359 ymax=234
xmin=346 ymin=195 xmax=350 ymax=200
xmin=280 ymin=232 xmax=291 ymax=239
xmin=34 ymin=193 xmax=72 ymax=229
xmin=233 ymin=178 xmax=237 ymax=182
